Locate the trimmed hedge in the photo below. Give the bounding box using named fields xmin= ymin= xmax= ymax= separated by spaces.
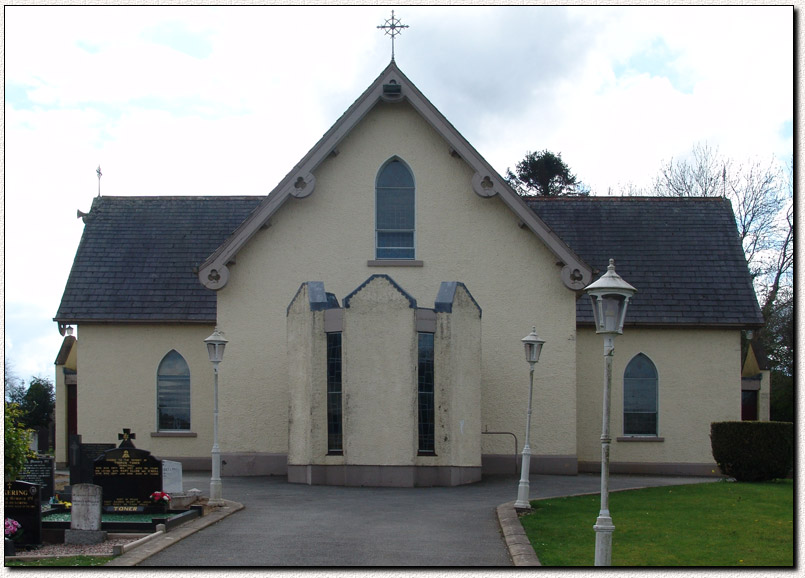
xmin=710 ymin=421 xmax=793 ymax=482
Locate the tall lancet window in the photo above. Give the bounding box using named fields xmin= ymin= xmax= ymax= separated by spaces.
xmin=376 ymin=158 xmax=415 ymax=259
xmin=623 ymin=353 xmax=658 ymax=436
xmin=417 ymin=332 xmax=435 ymax=454
xmin=157 ymin=350 xmax=191 ymax=431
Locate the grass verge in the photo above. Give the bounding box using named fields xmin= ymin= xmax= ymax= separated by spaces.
xmin=519 ymin=479 xmax=793 ymax=566
xmin=5 ymin=555 xmax=113 ymax=567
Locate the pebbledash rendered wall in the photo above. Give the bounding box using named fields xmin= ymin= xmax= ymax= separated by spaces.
xmin=286 ymin=277 xmax=482 ymax=487
xmin=215 ymin=100 xmax=580 ymax=477
xmin=66 ymin=324 xmax=217 ymax=469
xmin=575 ymin=327 xmax=741 ymax=476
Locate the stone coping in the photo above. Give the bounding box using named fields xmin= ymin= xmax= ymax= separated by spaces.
xmin=495 ymin=501 xmax=541 ymax=566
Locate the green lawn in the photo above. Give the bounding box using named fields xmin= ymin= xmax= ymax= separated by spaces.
xmin=519 ymin=479 xmax=793 ymax=566
xmin=5 ymin=555 xmax=113 ymax=567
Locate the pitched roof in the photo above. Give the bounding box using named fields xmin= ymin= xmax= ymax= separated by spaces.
xmin=526 ymin=196 xmax=764 ymax=328
xmin=196 ymin=61 xmax=592 ymax=293
xmin=54 ymin=196 xmax=262 ymax=324
xmin=55 ymin=195 xmax=763 ymax=328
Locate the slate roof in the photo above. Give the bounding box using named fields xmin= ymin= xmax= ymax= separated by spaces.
xmin=56 ymin=195 xmax=764 ymax=328
xmin=526 ymin=196 xmax=764 ymax=328
xmin=54 ymin=196 xmax=262 ymax=324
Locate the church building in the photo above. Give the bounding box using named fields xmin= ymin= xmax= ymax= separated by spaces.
xmin=53 ymin=61 xmax=764 ymax=486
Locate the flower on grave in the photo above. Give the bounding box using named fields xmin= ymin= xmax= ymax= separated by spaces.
xmin=149 ymin=491 xmax=171 ymax=504
xmin=5 ymin=518 xmax=21 ymax=540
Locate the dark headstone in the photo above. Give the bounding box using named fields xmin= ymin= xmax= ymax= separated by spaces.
xmin=70 ymin=442 xmax=115 ymax=486
xmin=93 ymin=447 xmax=163 ymax=513
xmin=20 ymin=456 xmax=55 ymax=502
xmin=4 ymin=481 xmax=42 ymax=546
xmin=68 ymin=434 xmax=82 ymax=483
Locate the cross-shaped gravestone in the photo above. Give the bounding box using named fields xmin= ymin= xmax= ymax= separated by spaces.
xmin=117 ymin=429 xmax=136 ymax=448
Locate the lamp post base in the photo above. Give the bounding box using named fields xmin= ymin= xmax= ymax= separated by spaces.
xmin=593 ymin=516 xmax=615 ymax=566
xmin=209 ymin=479 xmax=224 ymax=507
xmin=513 ymin=479 xmax=532 ymax=512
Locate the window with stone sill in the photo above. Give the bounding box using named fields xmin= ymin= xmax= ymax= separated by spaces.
xmin=623 ymin=353 xmax=658 ymax=437
xmin=376 ymin=158 xmax=415 ymax=260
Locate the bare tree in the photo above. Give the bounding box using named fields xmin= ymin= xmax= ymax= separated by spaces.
xmin=651 ymin=143 xmax=792 ymax=313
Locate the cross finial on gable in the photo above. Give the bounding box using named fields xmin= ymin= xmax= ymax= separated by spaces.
xmin=118 ymin=428 xmax=136 ymax=448
xmin=377 ymin=10 xmax=409 ymax=62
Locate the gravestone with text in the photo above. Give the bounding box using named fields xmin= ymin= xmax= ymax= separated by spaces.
xmin=162 ymin=460 xmax=183 ymax=495
xmin=64 ymin=484 xmax=107 ymax=544
xmin=93 ymin=429 xmax=163 ymax=513
xmin=4 ymin=481 xmax=42 ymax=546
xmin=20 ymin=455 xmax=55 ymax=502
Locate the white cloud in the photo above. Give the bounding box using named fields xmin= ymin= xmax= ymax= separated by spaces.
xmin=3 ymin=5 xmax=794 ymax=379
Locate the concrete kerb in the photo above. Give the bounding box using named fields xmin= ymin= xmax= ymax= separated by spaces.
xmin=104 ymin=500 xmax=244 ymax=567
xmin=496 ymin=501 xmax=540 ymax=566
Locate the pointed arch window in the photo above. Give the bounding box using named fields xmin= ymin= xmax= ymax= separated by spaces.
xmin=376 ymin=159 xmax=415 ymax=259
xmin=157 ymin=350 xmax=191 ymax=431
xmin=623 ymin=353 xmax=658 ymax=436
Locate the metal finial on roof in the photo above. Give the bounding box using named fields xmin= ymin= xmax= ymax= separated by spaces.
xmin=96 ymin=165 xmax=102 ymax=197
xmin=377 ymin=10 xmax=409 ymax=62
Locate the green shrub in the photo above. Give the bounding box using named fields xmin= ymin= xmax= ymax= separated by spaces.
xmin=710 ymin=421 xmax=793 ymax=482
xmin=4 ymin=403 xmax=34 ymax=480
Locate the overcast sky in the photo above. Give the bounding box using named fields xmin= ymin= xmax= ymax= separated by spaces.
xmin=3 ymin=5 xmax=794 ymax=381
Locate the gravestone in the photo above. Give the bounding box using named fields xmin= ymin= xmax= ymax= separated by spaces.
xmin=64 ymin=484 xmax=107 ymax=544
xmin=71 ymin=440 xmax=117 ymax=486
xmin=4 ymin=481 xmax=42 ymax=546
xmin=20 ymin=455 xmax=55 ymax=502
xmin=93 ymin=430 xmax=163 ymax=513
xmin=162 ymin=460 xmax=183 ymax=494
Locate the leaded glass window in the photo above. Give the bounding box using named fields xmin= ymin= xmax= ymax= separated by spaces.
xmin=418 ymin=332 xmax=435 ymax=454
xmin=623 ymin=353 xmax=658 ymax=436
xmin=327 ymin=333 xmax=343 ymax=454
xmin=157 ymin=350 xmax=191 ymax=431
xmin=376 ymin=159 xmax=415 ymax=259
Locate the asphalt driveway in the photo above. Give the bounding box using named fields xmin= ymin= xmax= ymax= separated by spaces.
xmin=138 ymin=472 xmax=713 ymax=567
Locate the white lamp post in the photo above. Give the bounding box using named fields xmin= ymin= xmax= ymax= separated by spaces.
xmin=585 ymin=259 xmax=637 ymax=566
xmin=513 ymin=326 xmax=545 ymax=512
xmin=204 ymin=327 xmax=228 ymax=507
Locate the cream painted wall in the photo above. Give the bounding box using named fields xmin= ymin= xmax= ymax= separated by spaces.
xmin=73 ymin=324 xmax=216 ymax=458
xmin=286 ymin=283 xmax=320 ymax=465
xmin=286 ymin=278 xmax=482 ymax=471
xmin=576 ymin=327 xmax=741 ymax=467
xmin=217 ymin=100 xmax=578 ymax=461
xmin=431 ymin=285 xmax=482 ymax=467
xmin=759 ymin=370 xmax=771 ymax=421
xmin=55 ymin=342 xmax=78 ymax=464
xmin=55 ymin=367 xmax=67 ymax=465
xmin=341 ymin=276 xmax=418 ymax=465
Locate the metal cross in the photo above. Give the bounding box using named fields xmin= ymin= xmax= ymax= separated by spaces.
xmin=118 ymin=428 xmax=136 ymax=448
xmin=377 ymin=10 xmax=409 ymax=62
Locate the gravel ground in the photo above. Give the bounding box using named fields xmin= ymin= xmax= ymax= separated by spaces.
xmin=10 ymin=535 xmax=143 ymax=558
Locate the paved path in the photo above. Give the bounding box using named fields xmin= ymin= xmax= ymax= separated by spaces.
xmin=138 ymin=472 xmax=714 ymax=567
